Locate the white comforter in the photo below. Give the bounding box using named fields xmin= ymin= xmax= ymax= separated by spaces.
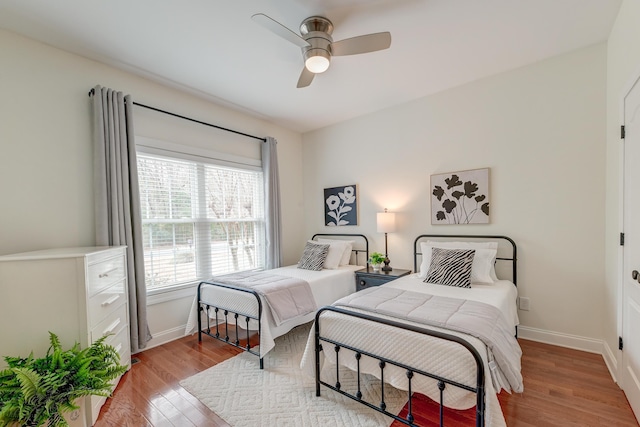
xmin=185 ymin=264 xmax=361 ymax=357
xmin=300 ymin=274 xmax=520 ymax=427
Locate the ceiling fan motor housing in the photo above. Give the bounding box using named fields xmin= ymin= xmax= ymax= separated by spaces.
xmin=300 ymin=16 xmax=333 ymax=72
xmin=300 ymin=16 xmax=333 ymax=35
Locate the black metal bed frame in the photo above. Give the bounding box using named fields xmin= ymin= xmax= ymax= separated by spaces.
xmin=314 ymin=307 xmax=486 ymax=426
xmin=197 ymin=281 xmax=265 ymax=367
xmin=314 ymin=234 xmax=518 ymax=427
xmin=197 ymin=233 xmax=369 ymax=369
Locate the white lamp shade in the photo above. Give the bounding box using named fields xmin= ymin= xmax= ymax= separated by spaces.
xmin=377 ymin=211 xmax=396 ymax=233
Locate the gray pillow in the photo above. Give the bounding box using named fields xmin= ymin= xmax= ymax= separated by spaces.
xmin=424 ymin=247 xmax=475 ymax=288
xmin=297 ymin=241 xmax=330 ymax=271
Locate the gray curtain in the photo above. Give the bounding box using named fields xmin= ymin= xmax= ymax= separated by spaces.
xmin=92 ymin=85 xmax=151 ymax=352
xmin=263 ymin=136 xmax=283 ymax=269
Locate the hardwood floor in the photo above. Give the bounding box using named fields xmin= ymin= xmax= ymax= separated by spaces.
xmin=95 ymin=333 xmax=638 ymax=426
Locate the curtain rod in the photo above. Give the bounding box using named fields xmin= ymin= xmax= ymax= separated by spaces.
xmin=88 ymin=88 xmax=267 ymax=142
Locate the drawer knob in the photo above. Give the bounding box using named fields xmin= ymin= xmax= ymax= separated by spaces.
xmin=359 ymin=280 xmax=366 ymax=286
xmin=98 ymin=267 xmax=118 ymax=278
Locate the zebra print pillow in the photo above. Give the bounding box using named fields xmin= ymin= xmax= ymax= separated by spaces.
xmin=424 ymin=247 xmax=475 ymax=288
xmin=297 ymin=241 xmax=330 ymax=271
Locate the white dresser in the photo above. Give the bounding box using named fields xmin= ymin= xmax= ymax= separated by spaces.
xmin=0 ymin=246 xmax=131 ymax=426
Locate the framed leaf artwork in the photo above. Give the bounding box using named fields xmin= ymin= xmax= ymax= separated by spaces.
xmin=324 ymin=185 xmax=358 ymax=226
xmin=431 ymin=168 xmax=490 ymax=224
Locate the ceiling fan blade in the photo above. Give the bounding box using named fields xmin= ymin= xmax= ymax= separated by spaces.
xmin=251 ymin=13 xmax=310 ymax=48
xmin=297 ymin=67 xmax=315 ymax=88
xmin=332 ymin=32 xmax=391 ymax=56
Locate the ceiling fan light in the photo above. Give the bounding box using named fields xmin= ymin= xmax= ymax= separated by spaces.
xmin=304 ymin=49 xmax=330 ymax=73
xmin=305 ymin=56 xmax=330 ymax=73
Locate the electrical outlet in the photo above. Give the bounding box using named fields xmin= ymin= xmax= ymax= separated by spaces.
xmin=518 ymin=297 xmax=530 ymax=311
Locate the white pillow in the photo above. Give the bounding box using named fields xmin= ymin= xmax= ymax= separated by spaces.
xmin=489 ymin=266 xmax=499 ymax=282
xmin=315 ymin=239 xmax=348 ymax=269
xmin=317 ymin=239 xmax=354 ymax=266
xmin=419 ymin=241 xmax=497 ymax=284
xmin=427 ymin=240 xmax=498 ymax=250
xmin=340 ymin=241 xmax=354 ymax=265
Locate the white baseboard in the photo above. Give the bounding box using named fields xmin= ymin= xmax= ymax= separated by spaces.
xmin=517 ymin=325 xmax=603 ymax=354
xmin=142 ymin=324 xmax=190 ymax=351
xmin=602 ymin=339 xmax=619 ymax=384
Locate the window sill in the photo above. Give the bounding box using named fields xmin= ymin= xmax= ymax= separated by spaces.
xmin=145 ymin=268 xmax=266 ymax=306
xmin=147 ymin=281 xmax=199 ymax=306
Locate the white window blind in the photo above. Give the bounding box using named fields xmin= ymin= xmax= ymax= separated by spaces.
xmin=138 ymin=153 xmax=265 ymax=291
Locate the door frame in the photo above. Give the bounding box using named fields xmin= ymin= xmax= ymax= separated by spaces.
xmin=617 ymin=64 xmax=640 ymax=386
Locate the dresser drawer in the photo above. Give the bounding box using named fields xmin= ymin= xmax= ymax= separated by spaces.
xmin=89 ymin=394 xmax=107 ymax=426
xmin=105 ymin=321 xmax=131 ymax=365
xmin=87 ymin=255 xmax=125 ymax=296
xmin=86 ymin=247 xmax=125 ymax=265
xmin=90 ymin=303 xmax=127 ymax=344
xmin=88 ymin=279 xmax=126 ymax=328
xmin=88 ymin=325 xmax=130 ymax=425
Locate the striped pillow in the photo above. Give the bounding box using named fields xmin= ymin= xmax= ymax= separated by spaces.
xmin=424 ymin=248 xmax=475 ymax=288
xmin=297 ymin=241 xmax=330 ymax=271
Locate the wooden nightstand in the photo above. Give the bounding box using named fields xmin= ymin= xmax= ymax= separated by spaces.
xmin=355 ymin=267 xmax=412 ymax=291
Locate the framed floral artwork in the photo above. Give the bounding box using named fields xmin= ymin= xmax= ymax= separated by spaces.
xmin=431 ymin=168 xmax=490 ymax=224
xmin=324 ymin=185 xmax=358 ymax=226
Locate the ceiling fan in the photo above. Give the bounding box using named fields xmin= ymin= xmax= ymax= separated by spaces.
xmin=252 ymin=13 xmax=391 ymax=88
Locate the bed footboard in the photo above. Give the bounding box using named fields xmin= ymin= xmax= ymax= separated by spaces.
xmin=197 ymin=281 xmax=264 ymax=369
xmin=314 ymin=306 xmax=486 ymax=427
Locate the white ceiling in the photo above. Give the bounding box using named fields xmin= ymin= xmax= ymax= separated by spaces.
xmin=0 ymin=0 xmax=622 ymax=133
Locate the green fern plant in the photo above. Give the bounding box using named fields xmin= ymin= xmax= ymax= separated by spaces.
xmin=0 ymin=332 xmax=127 ymax=427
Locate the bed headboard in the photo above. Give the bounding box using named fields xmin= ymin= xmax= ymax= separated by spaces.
xmin=312 ymin=233 xmax=369 ymax=266
xmin=414 ymin=234 xmax=517 ymax=285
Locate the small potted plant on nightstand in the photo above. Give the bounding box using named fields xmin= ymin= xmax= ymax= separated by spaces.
xmin=369 ymin=252 xmax=385 ymax=272
xmin=0 ymin=332 xmax=127 ymax=427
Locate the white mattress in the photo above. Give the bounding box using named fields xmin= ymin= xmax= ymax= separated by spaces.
xmin=185 ymin=264 xmax=361 ymax=357
xmin=300 ymin=275 xmax=520 ymax=427
xmin=271 ymin=264 xmax=362 ymax=309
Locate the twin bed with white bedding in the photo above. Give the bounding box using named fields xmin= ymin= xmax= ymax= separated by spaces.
xmin=301 ymin=234 xmax=522 ymax=427
xmin=187 ymin=234 xmax=369 ymax=368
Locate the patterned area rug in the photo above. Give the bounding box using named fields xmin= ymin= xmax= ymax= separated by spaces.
xmin=180 ymin=323 xmax=407 ymax=427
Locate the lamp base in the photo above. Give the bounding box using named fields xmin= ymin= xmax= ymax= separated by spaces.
xmin=382 ymin=257 xmax=392 ymax=272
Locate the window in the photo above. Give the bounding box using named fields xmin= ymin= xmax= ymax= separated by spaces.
xmin=137 ymin=153 xmax=265 ymax=292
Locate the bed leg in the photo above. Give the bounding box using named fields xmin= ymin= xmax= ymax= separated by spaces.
xmin=406 ymin=370 xmax=414 ymax=424
xmin=197 ymin=305 xmax=203 ymax=342
xmin=315 ymin=319 xmax=322 ymax=397
xmin=260 ymin=357 xmax=264 ymax=370
xmin=476 ymin=384 xmax=485 ymax=427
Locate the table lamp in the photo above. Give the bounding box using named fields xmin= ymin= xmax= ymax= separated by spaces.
xmin=376 ymin=208 xmax=396 ymax=271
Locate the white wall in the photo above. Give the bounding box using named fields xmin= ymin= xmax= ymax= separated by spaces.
xmin=1 ymin=20 xmax=629 ymax=357
xmin=604 ymin=0 xmax=640 ymax=378
xmin=0 ymin=29 xmax=305 ymax=348
xmin=303 ymin=43 xmax=607 ymax=349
